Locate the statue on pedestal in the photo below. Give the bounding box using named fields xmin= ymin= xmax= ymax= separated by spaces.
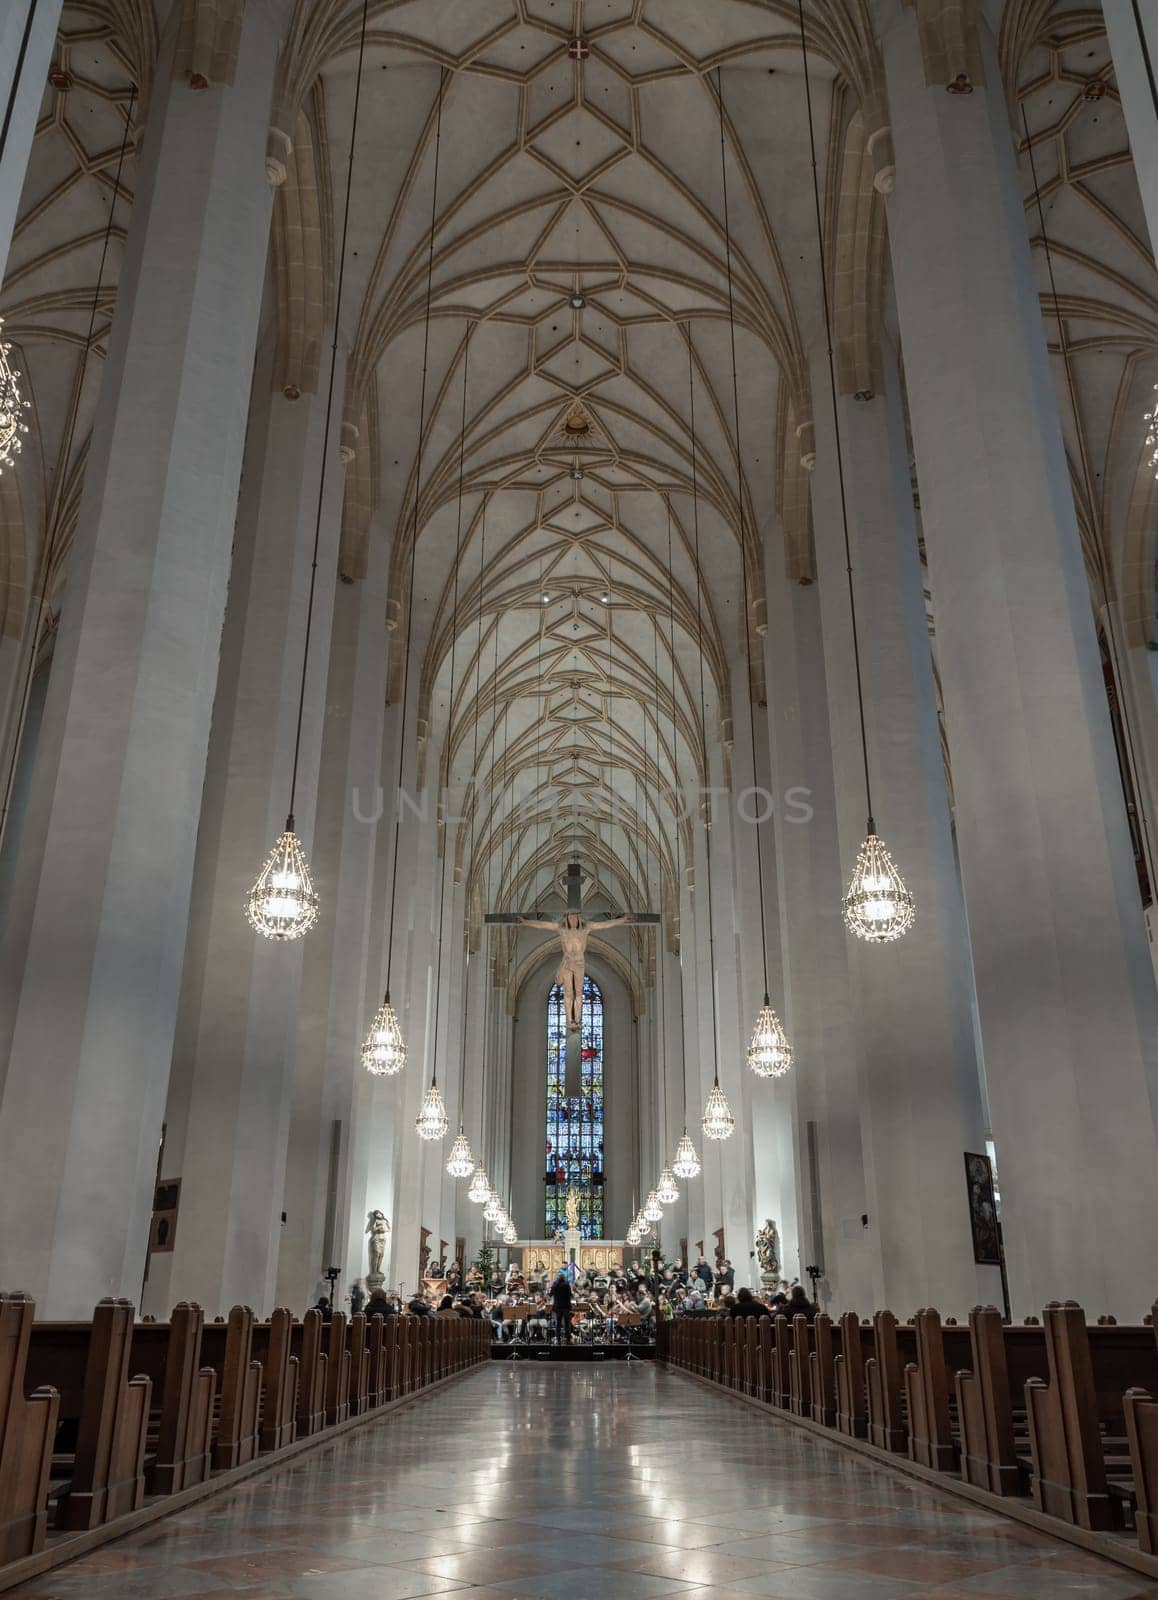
xmin=565 ymin=1188 xmax=580 ymax=1231
xmin=366 ymin=1209 xmax=390 ymax=1291
xmin=755 ymin=1218 xmax=780 ymax=1287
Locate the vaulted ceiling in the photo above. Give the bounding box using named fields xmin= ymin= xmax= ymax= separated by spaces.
xmin=2 ymin=0 xmax=1156 ymax=967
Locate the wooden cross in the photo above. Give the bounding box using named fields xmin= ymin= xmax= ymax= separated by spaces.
xmin=484 ymin=861 xmax=659 ymax=928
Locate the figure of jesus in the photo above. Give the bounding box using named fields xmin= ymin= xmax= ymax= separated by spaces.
xmin=517 ymin=908 xmax=637 ymax=1029
xmin=366 ymin=1209 xmax=390 ymax=1276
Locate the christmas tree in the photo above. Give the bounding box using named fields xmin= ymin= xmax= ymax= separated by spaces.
xmin=475 ymin=1237 xmax=497 ymax=1291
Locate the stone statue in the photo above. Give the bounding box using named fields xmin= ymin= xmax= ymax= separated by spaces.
xmin=755 ymin=1218 xmax=780 ymax=1285
xmin=565 ymin=1188 xmax=580 ymax=1231
xmin=516 ymin=909 xmax=638 ymax=1030
xmin=366 ymin=1209 xmax=390 ymax=1276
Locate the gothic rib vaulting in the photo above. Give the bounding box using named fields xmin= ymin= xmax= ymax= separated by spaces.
xmin=2 ymin=0 xmax=1158 ymax=1425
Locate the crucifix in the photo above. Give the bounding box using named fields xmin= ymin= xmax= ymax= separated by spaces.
xmin=486 ymin=862 xmax=659 ymax=1091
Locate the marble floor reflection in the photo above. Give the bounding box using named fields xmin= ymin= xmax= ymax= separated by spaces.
xmin=9 ymin=1363 xmax=1158 ymax=1600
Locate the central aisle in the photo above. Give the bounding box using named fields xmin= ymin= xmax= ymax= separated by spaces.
xmin=12 ymin=1365 xmax=1155 ymax=1600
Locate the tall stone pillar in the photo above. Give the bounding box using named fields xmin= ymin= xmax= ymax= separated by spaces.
xmin=809 ymin=341 xmax=996 ymax=1317
xmin=881 ymin=8 xmax=1158 ymax=1315
xmin=273 ymin=502 xmax=395 ymax=1312
xmin=0 ymin=6 xmax=284 ymax=1317
xmin=763 ymin=536 xmax=872 ymax=1311
xmin=145 ymin=331 xmax=344 ymax=1319
xmin=0 ymin=0 xmax=64 ymax=283
xmin=1102 ymin=0 xmax=1158 ymax=255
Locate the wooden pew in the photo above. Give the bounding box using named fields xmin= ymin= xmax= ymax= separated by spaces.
xmin=1025 ymin=1302 xmax=1158 ymax=1531
xmin=366 ymin=1314 xmax=388 ymax=1409
xmin=0 ymin=1292 xmax=59 ymax=1562
xmin=292 ymin=1310 xmax=327 ymax=1437
xmin=1126 ymin=1386 xmax=1158 ymax=1552
xmin=25 ymin=1300 xmax=151 ymax=1531
xmin=835 ymin=1314 xmax=868 ymax=1438
xmin=903 ymin=1307 xmax=966 ymax=1472
xmin=956 ymin=1307 xmax=1045 ymax=1495
xmin=866 ymin=1311 xmax=908 ymax=1452
xmin=347 ymin=1314 xmax=370 ymax=1417
xmin=721 ymin=1317 xmax=735 ymax=1390
xmin=755 ymin=1316 xmax=774 ymax=1404
xmin=810 ymin=1314 xmax=837 ymax=1427
xmin=322 ymin=1313 xmax=351 ymax=1427
xmin=250 ymin=1310 xmax=297 ymax=1452
xmin=130 ymin=1305 xmax=214 ymax=1494
xmin=771 ymin=1315 xmax=793 ymax=1408
xmin=382 ymin=1317 xmax=400 ymax=1402
xmin=198 ymin=1308 xmax=261 ymax=1471
xmin=788 ymin=1314 xmax=812 ymax=1418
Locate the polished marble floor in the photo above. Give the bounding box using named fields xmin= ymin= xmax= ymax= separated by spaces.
xmin=10 ymin=1364 xmax=1158 ymax=1600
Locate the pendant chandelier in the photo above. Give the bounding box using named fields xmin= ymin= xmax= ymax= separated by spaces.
xmin=626 ymin=1222 xmax=641 ymax=1245
xmin=502 ymin=1220 xmax=519 ymax=1244
xmin=247 ymin=2 xmax=372 ymax=942
xmin=483 ymin=1190 xmax=503 ymax=1223
xmin=656 ymin=1167 xmax=679 ymax=1205
xmin=747 ymin=995 xmax=793 ymax=1078
xmin=362 ymin=71 xmax=447 ymax=1064
xmin=446 ymin=1128 xmax=475 ymax=1178
xmin=245 ymin=824 xmax=319 ymax=940
xmin=842 ymin=832 xmax=915 ymax=942
xmin=468 ymin=1165 xmax=490 ymax=1204
xmin=415 ymin=1081 xmax=448 ymax=1141
xmin=643 ymin=1189 xmax=664 ymax=1223
xmin=796 ymin=10 xmax=913 ymax=944
xmin=361 ymin=994 xmax=406 ymax=1076
xmin=0 ymin=321 xmax=30 ymax=474
xmin=702 ymin=1078 xmax=735 ymax=1141
xmin=672 ymin=1130 xmax=701 ymax=1180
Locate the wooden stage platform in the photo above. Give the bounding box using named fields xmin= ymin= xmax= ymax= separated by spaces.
xmin=490 ymin=1343 xmax=655 ymax=1362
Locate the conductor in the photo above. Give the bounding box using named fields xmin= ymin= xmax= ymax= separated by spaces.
xmin=550 ymin=1270 xmax=573 ymax=1345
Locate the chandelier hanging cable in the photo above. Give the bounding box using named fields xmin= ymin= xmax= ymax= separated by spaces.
xmin=796 ymin=1 xmax=914 ymax=944
xmin=442 ymin=323 xmax=480 ymax=1175
xmin=0 ymin=80 xmax=136 ymax=857
xmin=647 ymin=596 xmax=679 ymax=1206
xmin=362 ymin=71 xmax=447 ymax=1071
xmin=662 ymin=498 xmax=701 ymax=1181
xmin=246 ymin=0 xmax=371 ymax=940
xmin=419 ymin=323 xmax=474 ymax=1143
xmin=714 ymin=68 xmax=795 ymax=1074
xmin=686 ymin=336 xmax=734 ymax=1141
xmin=471 ymin=493 xmax=509 ymax=1202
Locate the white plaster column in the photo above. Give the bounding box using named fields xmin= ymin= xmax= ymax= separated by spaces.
xmin=0 ymin=0 xmax=64 ymax=284
xmin=147 ymin=331 xmax=344 ymax=1319
xmin=0 ymin=5 xmax=284 ymax=1316
xmin=1103 ymin=0 xmax=1158 ymax=256
xmin=882 ymin=9 xmax=1158 ymax=1315
xmin=388 ymin=750 xmax=441 ymax=1295
xmin=275 ymin=504 xmax=396 ymax=1312
xmin=809 ymin=340 xmax=996 ymax=1317
xmin=719 ymin=681 xmax=775 ymax=1288
xmin=763 ymin=525 xmax=872 ymax=1311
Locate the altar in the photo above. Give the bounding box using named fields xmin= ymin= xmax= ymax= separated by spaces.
xmin=515 ymin=1236 xmax=628 ymax=1276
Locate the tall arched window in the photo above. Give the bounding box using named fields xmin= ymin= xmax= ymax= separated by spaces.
xmin=545 ymin=974 xmax=604 ymax=1238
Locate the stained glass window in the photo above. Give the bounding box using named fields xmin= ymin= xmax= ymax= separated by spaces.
xmin=545 ymin=975 xmax=604 ymax=1238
